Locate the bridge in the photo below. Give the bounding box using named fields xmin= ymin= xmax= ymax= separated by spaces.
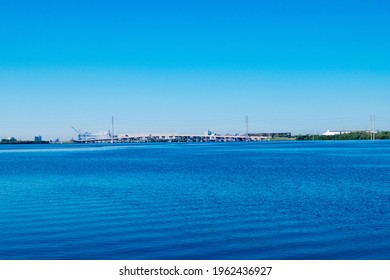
xmin=73 ymin=133 xmax=270 ymax=143
xmin=116 ymin=133 xmax=269 ymax=143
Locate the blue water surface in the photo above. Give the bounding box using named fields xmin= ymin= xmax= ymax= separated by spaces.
xmin=0 ymin=141 xmax=389 ymax=259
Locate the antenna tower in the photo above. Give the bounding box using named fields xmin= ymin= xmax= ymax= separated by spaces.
xmin=370 ymin=114 xmax=376 ymax=141
xmin=245 ymin=115 xmax=249 ymax=139
xmin=112 ymin=116 xmax=115 ymax=144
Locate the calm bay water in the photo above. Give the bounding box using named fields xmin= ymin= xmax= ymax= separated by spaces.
xmin=0 ymin=141 xmax=389 ymax=260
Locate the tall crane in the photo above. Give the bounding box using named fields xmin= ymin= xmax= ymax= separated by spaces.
xmin=71 ymin=126 xmax=81 ymax=134
xmin=71 ymin=126 xmax=83 ymax=141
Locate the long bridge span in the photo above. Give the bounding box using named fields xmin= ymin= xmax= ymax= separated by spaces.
xmin=118 ymin=133 xmax=269 ymax=142
xmin=73 ymin=133 xmax=271 ymax=143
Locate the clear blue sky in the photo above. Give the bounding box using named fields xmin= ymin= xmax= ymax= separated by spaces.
xmin=1 ymin=0 xmax=389 ymax=140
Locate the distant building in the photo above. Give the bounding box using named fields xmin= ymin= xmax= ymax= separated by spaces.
xmin=248 ymin=132 xmax=291 ymax=138
xmin=322 ymin=129 xmax=372 ymax=136
xmin=323 ymin=130 xmax=342 ymax=136
xmin=34 ymin=135 xmax=42 ymax=142
xmin=74 ymin=130 xmax=111 ymax=142
xmin=205 ymin=130 xmax=217 ymax=136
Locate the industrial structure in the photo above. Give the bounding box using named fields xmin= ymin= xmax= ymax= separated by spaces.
xmin=71 ymin=127 xmax=113 ymax=143
xmin=70 ymin=116 xmax=293 ymax=143
xmin=70 ymin=131 xmax=280 ymax=143
xmin=322 ymin=114 xmax=377 ymax=140
xmin=70 ymin=129 xmax=293 ymax=143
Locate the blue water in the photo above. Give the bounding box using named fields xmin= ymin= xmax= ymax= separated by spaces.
xmin=0 ymin=141 xmax=389 ymax=260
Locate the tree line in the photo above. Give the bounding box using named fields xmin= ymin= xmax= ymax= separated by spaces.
xmin=1 ymin=137 xmax=49 ymax=144
xmin=296 ymin=131 xmax=390 ymax=141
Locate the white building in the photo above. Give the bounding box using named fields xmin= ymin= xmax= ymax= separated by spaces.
xmin=322 ymin=130 xmax=351 ymax=136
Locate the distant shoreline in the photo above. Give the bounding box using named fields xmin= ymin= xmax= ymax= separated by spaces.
xmin=2 ymin=131 xmax=390 ymax=144
xmin=0 ymin=140 xmax=51 ymax=144
xmin=2 ymin=137 xmax=390 ymax=145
